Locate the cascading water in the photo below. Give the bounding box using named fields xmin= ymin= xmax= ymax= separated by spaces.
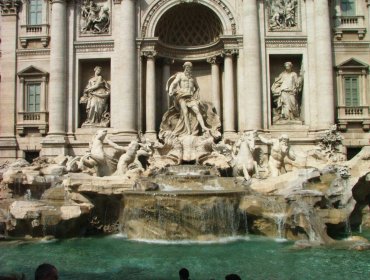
xmin=120 ymin=191 xmax=248 ymax=240
xmin=273 ymin=213 xmax=286 ymax=240
xmin=263 ymin=196 xmax=287 ymax=240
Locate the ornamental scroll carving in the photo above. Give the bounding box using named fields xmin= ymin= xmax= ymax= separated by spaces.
xmin=267 ymin=0 xmax=300 ymax=31
xmin=80 ymin=0 xmax=110 ymax=35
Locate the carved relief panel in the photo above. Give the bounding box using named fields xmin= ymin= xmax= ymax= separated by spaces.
xmin=79 ymin=0 xmax=111 ymax=36
xmin=266 ymin=0 xmax=301 ymax=32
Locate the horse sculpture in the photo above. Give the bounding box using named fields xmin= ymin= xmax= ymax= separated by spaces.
xmin=231 ymin=131 xmax=259 ymax=181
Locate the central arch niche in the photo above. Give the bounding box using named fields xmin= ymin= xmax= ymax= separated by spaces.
xmin=154 ymin=3 xmax=223 ymax=47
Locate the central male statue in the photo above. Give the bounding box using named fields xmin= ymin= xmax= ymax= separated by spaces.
xmin=159 ymin=62 xmax=221 ymax=140
xmin=168 ymin=62 xmax=209 ymax=135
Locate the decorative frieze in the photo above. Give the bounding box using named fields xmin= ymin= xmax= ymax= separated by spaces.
xmin=16 ymin=49 xmax=51 ymax=57
xmin=265 ymin=38 xmax=307 ymax=48
xmin=333 ymin=41 xmax=370 ymax=50
xmin=0 ymin=0 xmax=22 ymax=15
xmin=74 ymin=40 xmax=114 ymax=53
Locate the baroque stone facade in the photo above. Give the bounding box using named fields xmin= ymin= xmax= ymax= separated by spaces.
xmin=0 ymin=0 xmax=369 ymax=161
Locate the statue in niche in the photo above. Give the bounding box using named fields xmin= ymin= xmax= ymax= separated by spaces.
xmin=159 ymin=61 xmax=221 ymax=140
xmin=269 ymin=0 xmax=298 ymax=31
xmin=271 ymin=62 xmax=303 ymax=123
xmin=80 ymin=0 xmax=110 ymax=34
xmin=259 ymin=133 xmax=296 ymax=177
xmin=80 ymin=66 xmax=110 ymax=127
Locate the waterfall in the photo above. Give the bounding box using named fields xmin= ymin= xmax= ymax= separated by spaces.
xmin=289 ymin=200 xmax=333 ymax=244
xmin=345 ymin=218 xmax=352 ymax=237
xmin=274 ymin=213 xmax=286 ymax=240
xmin=263 ymin=196 xmax=287 ymax=240
xmin=121 ymin=192 xmax=247 ymax=240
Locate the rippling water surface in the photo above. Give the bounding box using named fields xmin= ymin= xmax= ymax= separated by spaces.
xmin=1 ymin=233 xmax=370 ymax=280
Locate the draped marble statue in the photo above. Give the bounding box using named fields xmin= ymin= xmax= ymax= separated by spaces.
xmin=80 ymin=66 xmax=110 ymax=127
xmin=159 ymin=62 xmax=221 ymax=140
xmin=271 ymin=62 xmax=303 ymax=123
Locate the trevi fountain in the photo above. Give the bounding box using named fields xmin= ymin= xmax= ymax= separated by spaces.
xmin=0 ymin=62 xmax=369 ymax=279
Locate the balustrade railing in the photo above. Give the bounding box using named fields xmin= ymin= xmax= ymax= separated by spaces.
xmin=333 ymin=16 xmax=366 ymax=39
xmin=19 ymin=24 xmax=50 ymax=47
xmin=338 ymin=106 xmax=369 ymax=119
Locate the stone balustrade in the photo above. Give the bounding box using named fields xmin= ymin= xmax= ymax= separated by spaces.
xmin=17 ymin=112 xmax=48 ymax=135
xmin=337 ymin=106 xmax=370 ymax=131
xmin=19 ymin=24 xmax=50 ymax=48
xmin=334 ymin=15 xmax=366 ymax=40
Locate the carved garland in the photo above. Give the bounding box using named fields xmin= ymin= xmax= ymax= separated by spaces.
xmin=141 ymin=0 xmax=236 ymax=38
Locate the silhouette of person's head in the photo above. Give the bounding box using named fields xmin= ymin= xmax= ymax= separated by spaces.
xmin=225 ymin=274 xmax=241 ymax=280
xmin=35 ymin=263 xmax=58 ymax=280
xmin=179 ymin=268 xmax=190 ymax=280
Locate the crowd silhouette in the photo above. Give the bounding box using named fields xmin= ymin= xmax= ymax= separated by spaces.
xmin=0 ymin=265 xmax=241 ymax=279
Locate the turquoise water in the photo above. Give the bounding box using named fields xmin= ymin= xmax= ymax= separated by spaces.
xmin=1 ymin=234 xmax=370 ymax=280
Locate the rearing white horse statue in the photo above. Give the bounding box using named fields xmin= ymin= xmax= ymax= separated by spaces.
xmin=231 ymin=131 xmax=259 ymax=181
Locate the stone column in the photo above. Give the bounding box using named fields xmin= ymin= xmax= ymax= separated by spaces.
xmin=306 ymin=0 xmax=317 ymax=127
xmin=314 ymin=0 xmax=335 ymax=128
xmin=237 ymin=49 xmax=246 ymax=131
xmin=47 ymin=0 xmax=67 ymax=136
xmin=40 ymin=0 xmax=68 ymax=156
xmin=143 ymin=51 xmax=157 ymax=136
xmin=162 ymin=59 xmax=172 ymax=111
xmin=243 ymin=0 xmax=262 ymax=130
xmin=223 ymin=50 xmax=237 ymax=134
xmin=0 ymin=1 xmax=22 ymax=160
xmin=111 ymin=0 xmax=137 ymax=133
xmin=207 ymin=56 xmax=221 ymax=116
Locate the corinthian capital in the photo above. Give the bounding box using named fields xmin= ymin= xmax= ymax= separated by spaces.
xmin=0 ymin=0 xmax=22 ymax=15
xmin=222 ymin=49 xmax=239 ymax=57
xmin=141 ymin=50 xmax=157 ymax=59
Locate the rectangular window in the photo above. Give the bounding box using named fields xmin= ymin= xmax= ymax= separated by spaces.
xmin=28 ymin=0 xmax=43 ymax=25
xmin=27 ymin=83 xmax=41 ymax=112
xmin=340 ymin=0 xmax=356 ymax=16
xmin=344 ymin=76 xmax=359 ymax=106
